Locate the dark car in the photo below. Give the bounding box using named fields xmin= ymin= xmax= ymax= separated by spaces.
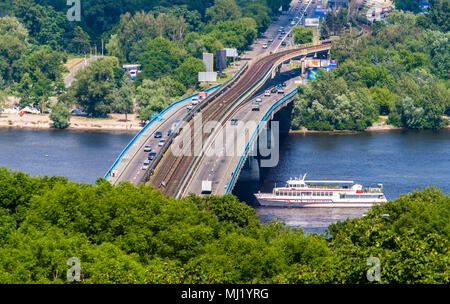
xmin=282 ymin=82 xmax=287 ymax=87
xmin=148 ymin=152 xmax=157 ymax=160
xmin=154 ymin=131 xmax=162 ymax=138
xmin=167 ymin=129 xmax=173 ymax=136
xmin=271 ymin=87 xmax=278 ymax=93
xmin=304 ymin=12 xmax=307 ymax=16
xmin=281 ymin=41 xmax=286 ymax=46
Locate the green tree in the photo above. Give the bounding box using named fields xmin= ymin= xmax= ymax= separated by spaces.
xmin=69 ymin=57 xmax=119 ymax=117
xmin=205 ymin=0 xmax=242 ymax=24
xmin=49 ymin=102 xmax=71 ymax=129
xmin=175 ymin=57 xmax=206 ymax=88
xmin=291 ymin=26 xmax=313 ymax=45
xmin=368 ymin=86 xmax=395 ymax=115
xmin=113 ymin=76 xmax=134 ymax=121
xmin=0 ymin=16 xmax=30 ymax=84
xmin=72 ymin=26 xmax=91 ymax=55
xmin=138 ymin=37 xmax=186 ymax=82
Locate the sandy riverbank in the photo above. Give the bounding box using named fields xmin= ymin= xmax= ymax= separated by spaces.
xmin=0 ymin=112 xmax=143 ymax=132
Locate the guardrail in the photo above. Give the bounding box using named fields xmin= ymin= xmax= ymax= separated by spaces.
xmin=174 ymin=62 xmax=276 ymax=197
xmin=225 ymin=88 xmax=298 ymax=194
xmin=174 ymin=44 xmax=331 ymax=197
xmin=139 ymin=62 xmax=250 ymax=185
xmin=104 ymin=84 xmax=222 ymax=180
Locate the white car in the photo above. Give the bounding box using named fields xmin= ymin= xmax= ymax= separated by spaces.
xmin=264 ymin=90 xmax=271 ymax=96
xmin=144 ymin=145 xmax=152 ymax=152
xmin=262 ymin=43 xmax=268 ymax=49
xmin=142 ymin=160 xmax=150 ymax=170
xmin=158 ymin=139 xmax=166 ymax=147
xmin=191 ymin=97 xmax=199 ymax=105
xmin=256 ymin=97 xmax=263 ymax=102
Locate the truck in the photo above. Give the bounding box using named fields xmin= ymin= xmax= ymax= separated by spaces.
xmin=201 ymin=180 xmax=212 ymax=194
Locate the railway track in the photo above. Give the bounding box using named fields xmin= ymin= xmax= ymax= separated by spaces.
xmin=148 ymin=42 xmax=332 ymax=197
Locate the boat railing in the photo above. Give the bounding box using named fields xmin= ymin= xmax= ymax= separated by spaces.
xmin=364 ymin=187 xmax=383 ymax=193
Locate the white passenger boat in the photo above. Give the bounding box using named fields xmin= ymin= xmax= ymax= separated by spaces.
xmin=255 ymin=174 xmax=387 ymax=207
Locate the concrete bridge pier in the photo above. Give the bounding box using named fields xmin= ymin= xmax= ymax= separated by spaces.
xmin=238 ymin=145 xmax=260 ymax=182
xmin=271 ymin=65 xmax=283 ymax=79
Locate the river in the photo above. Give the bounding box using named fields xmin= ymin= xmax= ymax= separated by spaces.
xmin=0 ymin=128 xmax=135 ymax=184
xmin=232 ymin=129 xmax=450 ymax=234
xmin=0 ymin=128 xmax=448 ymax=234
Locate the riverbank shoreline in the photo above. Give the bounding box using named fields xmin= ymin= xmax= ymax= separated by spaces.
xmin=0 ymin=113 xmax=142 ymax=132
xmin=289 ymin=121 xmax=449 ymax=134
xmin=289 ymin=124 xmax=408 ymax=134
xmin=1 ymin=112 xmax=448 ymax=133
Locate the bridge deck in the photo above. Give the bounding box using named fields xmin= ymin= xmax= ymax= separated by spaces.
xmin=148 ymin=42 xmax=332 ymax=197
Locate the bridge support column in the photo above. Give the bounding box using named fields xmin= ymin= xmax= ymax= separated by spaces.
xmin=239 ymin=155 xmax=260 ymax=182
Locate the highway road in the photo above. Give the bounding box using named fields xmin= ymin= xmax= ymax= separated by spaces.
xmin=148 ymin=5 xmax=327 ymax=197
xmin=181 ymin=69 xmax=302 ymax=197
xmin=109 ymin=0 xmax=321 ymax=189
xmin=107 ymin=88 xmax=220 ymax=185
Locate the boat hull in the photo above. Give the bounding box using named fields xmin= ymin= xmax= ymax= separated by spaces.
xmin=256 ymin=198 xmax=385 ymax=208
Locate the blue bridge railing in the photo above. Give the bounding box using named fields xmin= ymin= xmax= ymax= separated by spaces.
xmin=104 ymin=84 xmax=222 ymax=180
xmin=225 ymin=88 xmax=298 ymax=194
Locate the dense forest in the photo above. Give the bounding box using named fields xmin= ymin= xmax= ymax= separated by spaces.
xmin=0 ymin=166 xmax=448 ymax=283
xmin=291 ymin=9 xmax=450 ymax=131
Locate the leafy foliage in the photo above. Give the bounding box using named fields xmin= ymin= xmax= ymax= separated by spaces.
xmin=291 ymin=26 xmax=313 ymax=45
xmin=0 ymin=167 xmax=447 ymax=283
xmin=50 ymin=102 xmax=71 ymax=129
xmin=292 ymin=11 xmax=449 ymax=131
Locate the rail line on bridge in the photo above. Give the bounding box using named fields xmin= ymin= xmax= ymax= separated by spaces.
xmin=143 ymin=41 xmax=333 ymax=197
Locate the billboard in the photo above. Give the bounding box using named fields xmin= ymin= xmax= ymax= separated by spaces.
xmin=215 ymin=49 xmax=227 ymax=71
xmin=329 ymin=59 xmax=337 ymax=69
xmin=305 ymin=59 xmax=321 ymax=68
xmin=198 ymin=72 xmax=217 ymax=82
xmin=307 ymin=68 xmax=320 ymax=80
xmin=304 ymin=18 xmax=320 ymax=27
xmin=202 ymin=53 xmax=214 ymax=72
xmin=224 ymin=48 xmax=238 ymax=57
xmin=314 ymin=8 xmax=330 ymax=18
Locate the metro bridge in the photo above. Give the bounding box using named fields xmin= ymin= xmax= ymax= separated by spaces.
xmin=106 ymin=40 xmax=333 ymax=198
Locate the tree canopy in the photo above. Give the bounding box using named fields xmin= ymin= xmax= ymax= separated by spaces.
xmin=0 ymin=167 xmax=448 ymax=283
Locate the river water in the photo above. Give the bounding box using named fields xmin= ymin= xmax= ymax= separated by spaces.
xmin=233 ymin=129 xmax=450 ymax=234
xmin=0 ymin=128 xmax=135 ymax=184
xmin=0 ymin=128 xmax=449 ymax=234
